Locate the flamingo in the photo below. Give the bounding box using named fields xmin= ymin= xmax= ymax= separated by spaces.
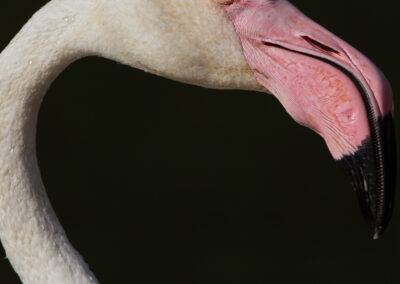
xmin=0 ymin=0 xmax=396 ymax=283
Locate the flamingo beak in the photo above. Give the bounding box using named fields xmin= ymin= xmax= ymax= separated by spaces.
xmin=222 ymin=0 xmax=396 ymax=238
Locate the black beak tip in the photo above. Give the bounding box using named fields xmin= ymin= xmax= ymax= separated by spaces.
xmin=372 ymin=223 xmax=388 ymax=240
xmin=337 ymin=113 xmax=396 ymax=239
xmin=373 ymin=228 xmax=383 ymax=240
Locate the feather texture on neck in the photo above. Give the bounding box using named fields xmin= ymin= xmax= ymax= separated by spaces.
xmin=0 ymin=0 xmax=260 ymax=283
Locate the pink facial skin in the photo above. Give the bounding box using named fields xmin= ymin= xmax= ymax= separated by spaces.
xmin=220 ymin=0 xmax=394 ymax=159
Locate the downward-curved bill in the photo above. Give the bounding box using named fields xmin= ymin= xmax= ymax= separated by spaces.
xmin=220 ymin=0 xmax=396 ymax=238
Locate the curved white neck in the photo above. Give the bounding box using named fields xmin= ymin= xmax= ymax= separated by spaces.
xmin=0 ymin=2 xmax=99 ymax=283
xmin=0 ymin=0 xmax=260 ymax=283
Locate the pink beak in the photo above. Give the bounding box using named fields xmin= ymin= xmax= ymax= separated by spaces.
xmin=221 ymin=0 xmax=396 ymax=238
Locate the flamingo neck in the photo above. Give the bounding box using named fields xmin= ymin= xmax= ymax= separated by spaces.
xmin=0 ymin=1 xmax=262 ymax=283
xmin=0 ymin=2 xmax=97 ymax=283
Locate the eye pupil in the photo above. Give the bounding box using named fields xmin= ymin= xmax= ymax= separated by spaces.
xmin=302 ymin=36 xmax=340 ymax=54
xmin=215 ymin=0 xmax=234 ymax=5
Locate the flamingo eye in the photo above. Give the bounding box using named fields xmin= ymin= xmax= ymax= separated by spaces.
xmin=302 ymin=36 xmax=340 ymax=54
xmin=215 ymin=0 xmax=235 ymax=4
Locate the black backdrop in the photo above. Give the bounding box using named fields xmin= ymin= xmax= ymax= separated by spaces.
xmin=1 ymin=1 xmax=399 ymax=283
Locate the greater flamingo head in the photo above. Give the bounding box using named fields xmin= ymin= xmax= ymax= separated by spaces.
xmin=219 ymin=0 xmax=396 ymax=238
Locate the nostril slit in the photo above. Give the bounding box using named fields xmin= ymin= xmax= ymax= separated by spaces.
xmin=302 ymin=36 xmax=340 ymax=54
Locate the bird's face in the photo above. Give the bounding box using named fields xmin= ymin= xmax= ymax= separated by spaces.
xmin=218 ymin=0 xmax=396 ymax=238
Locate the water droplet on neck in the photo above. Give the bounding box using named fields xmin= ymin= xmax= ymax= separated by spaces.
xmin=28 ymin=60 xmax=33 ymax=65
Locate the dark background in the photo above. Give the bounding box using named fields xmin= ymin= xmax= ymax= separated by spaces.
xmin=1 ymin=1 xmax=399 ymax=283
